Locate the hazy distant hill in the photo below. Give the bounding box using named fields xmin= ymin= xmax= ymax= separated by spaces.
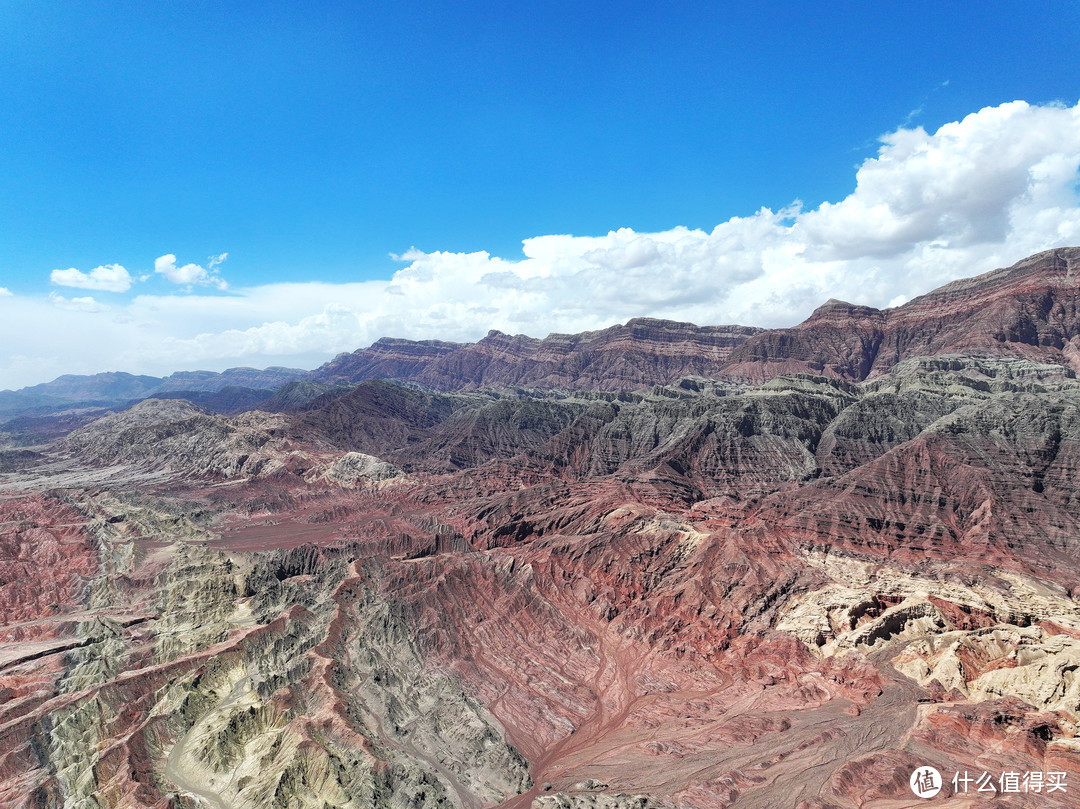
xmin=0 ymin=366 xmax=305 ymax=419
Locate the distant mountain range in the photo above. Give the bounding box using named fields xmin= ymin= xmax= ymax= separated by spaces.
xmin=316 ymin=246 xmax=1080 ymax=388
xmin=0 ymin=366 xmax=307 ymax=418
xmin=4 ymin=246 xmax=1079 ymax=420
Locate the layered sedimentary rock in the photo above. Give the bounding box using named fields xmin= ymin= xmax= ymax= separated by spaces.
xmin=315 ymin=338 xmax=466 ymax=386
xmin=723 ymin=246 xmax=1080 ymax=383
xmin=314 ymin=319 xmax=762 ymax=392
xmin=3 ymin=250 xmax=1080 ymax=808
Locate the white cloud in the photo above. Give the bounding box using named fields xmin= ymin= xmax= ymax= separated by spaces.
xmin=154 ymin=253 xmax=228 ymax=290
xmin=2 ymin=99 xmax=1079 ymax=389
xmin=797 ymin=101 xmax=1080 ymax=261
xmin=0 ymin=287 xmax=11 ymax=297
xmin=50 ymin=263 xmax=132 ymax=292
xmin=48 ymin=293 xmax=110 ymax=313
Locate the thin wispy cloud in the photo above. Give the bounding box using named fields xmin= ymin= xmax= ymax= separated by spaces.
xmin=902 ymin=79 xmax=951 ymax=126
xmin=2 ymin=99 xmax=1079 ymax=389
xmin=48 ymin=293 xmax=110 ymax=313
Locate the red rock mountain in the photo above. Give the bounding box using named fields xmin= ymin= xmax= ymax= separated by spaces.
xmin=724 ymin=247 xmax=1080 ymax=382
xmin=314 ymin=318 xmax=763 ymax=391
xmin=315 ymin=247 xmax=1080 ymax=390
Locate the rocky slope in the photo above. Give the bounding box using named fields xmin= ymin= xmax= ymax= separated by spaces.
xmin=2 ymin=250 xmax=1080 ymax=808
xmin=57 ymin=399 xmax=306 ymax=479
xmin=722 ymin=246 xmax=1080 ymax=383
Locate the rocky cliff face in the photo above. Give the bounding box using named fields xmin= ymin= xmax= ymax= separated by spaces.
xmin=314 ymin=319 xmax=763 ymax=392
xmin=723 ymin=246 xmax=1080 ymax=383
xmin=314 ymin=338 xmax=466 ymax=386
xmin=3 ymin=250 xmax=1080 ymax=808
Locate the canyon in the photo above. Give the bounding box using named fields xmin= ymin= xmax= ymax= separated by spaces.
xmin=1 ymin=247 xmax=1080 ymax=807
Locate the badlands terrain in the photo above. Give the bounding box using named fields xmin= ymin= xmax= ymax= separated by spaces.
xmin=2 ymin=248 xmax=1080 ymax=807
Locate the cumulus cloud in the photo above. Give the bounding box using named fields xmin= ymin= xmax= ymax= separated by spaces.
xmin=797 ymin=102 xmax=1080 ymax=260
xmin=50 ymin=263 xmax=132 ymax=292
xmin=154 ymin=253 xmax=229 ymax=290
xmin=0 ymin=287 xmax=11 ymax=297
xmin=2 ymin=99 xmax=1079 ymax=389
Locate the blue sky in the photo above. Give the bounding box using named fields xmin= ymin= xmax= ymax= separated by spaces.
xmin=2 ymin=2 xmax=1080 ymax=388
